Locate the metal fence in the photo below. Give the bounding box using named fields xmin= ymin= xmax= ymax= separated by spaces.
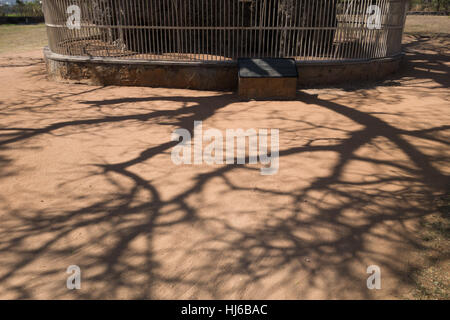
xmin=43 ymin=0 xmax=408 ymax=62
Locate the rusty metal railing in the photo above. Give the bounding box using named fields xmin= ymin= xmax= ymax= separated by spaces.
xmin=42 ymin=0 xmax=408 ymax=62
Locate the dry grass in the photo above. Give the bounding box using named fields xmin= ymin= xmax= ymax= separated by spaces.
xmin=409 ymin=194 xmax=450 ymax=300
xmin=0 ymin=23 xmax=47 ymax=55
xmin=412 ymin=195 xmax=450 ymax=300
xmin=404 ymin=15 xmax=450 ymax=35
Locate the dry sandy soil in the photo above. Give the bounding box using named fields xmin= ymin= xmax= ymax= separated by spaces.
xmin=0 ymin=34 xmax=448 ymax=299
xmin=405 ymin=16 xmax=450 ymax=35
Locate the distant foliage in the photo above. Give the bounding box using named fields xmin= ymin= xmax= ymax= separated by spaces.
xmin=0 ymin=0 xmax=43 ymax=17
xmin=411 ymin=0 xmax=449 ymax=12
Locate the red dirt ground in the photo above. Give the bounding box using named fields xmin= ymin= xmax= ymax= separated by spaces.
xmin=0 ymin=34 xmax=448 ymax=299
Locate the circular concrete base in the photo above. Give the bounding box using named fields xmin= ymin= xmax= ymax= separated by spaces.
xmin=44 ymin=47 xmax=403 ymax=90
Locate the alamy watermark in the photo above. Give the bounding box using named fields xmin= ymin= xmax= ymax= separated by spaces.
xmin=171 ymin=121 xmax=279 ymax=175
xmin=366 ymin=265 xmax=381 ymax=290
xmin=366 ymin=5 xmax=382 ymax=30
xmin=66 ymin=265 xmax=81 ymax=290
xmin=66 ymin=5 xmax=81 ymax=30
xmin=65 ymin=4 xmax=381 ymax=31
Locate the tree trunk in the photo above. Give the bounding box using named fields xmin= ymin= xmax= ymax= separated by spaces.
xmin=97 ymin=0 xmax=338 ymax=58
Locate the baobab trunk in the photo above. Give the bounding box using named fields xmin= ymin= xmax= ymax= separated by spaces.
xmin=93 ymin=0 xmax=339 ymax=58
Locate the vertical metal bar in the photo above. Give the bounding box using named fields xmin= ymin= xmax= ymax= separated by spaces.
xmin=44 ymin=0 xmax=406 ymax=64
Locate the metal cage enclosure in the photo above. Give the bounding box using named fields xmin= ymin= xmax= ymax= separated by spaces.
xmin=43 ymin=0 xmax=408 ymax=63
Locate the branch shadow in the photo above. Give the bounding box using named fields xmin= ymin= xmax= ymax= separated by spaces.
xmin=0 ymin=35 xmax=448 ymax=299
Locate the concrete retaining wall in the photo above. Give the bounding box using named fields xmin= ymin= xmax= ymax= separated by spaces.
xmin=44 ymin=47 xmax=403 ymax=90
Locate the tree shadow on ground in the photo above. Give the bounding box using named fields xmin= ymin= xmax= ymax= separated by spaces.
xmin=0 ymin=35 xmax=448 ymax=299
